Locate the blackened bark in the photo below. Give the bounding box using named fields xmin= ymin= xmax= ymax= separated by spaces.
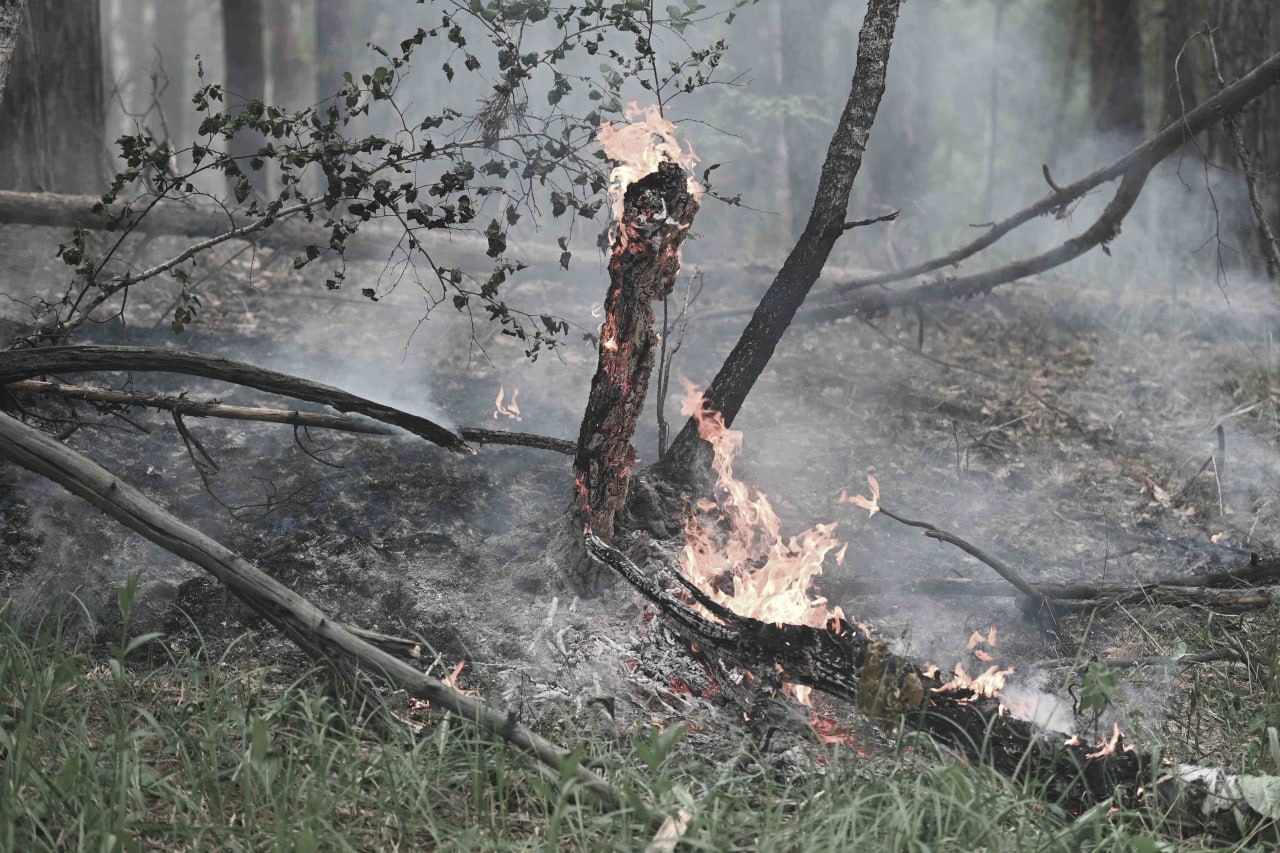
xmin=0 ymin=0 xmax=104 ymax=193
xmin=575 ymin=162 xmax=698 ymax=540
xmin=222 ymin=0 xmax=267 ymax=197
xmin=658 ymin=0 xmax=900 ymax=481
xmin=0 ymin=0 xmax=27 ymax=106
xmin=1088 ymin=0 xmax=1143 ymax=139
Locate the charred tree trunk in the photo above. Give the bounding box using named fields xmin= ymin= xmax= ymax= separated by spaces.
xmin=1088 ymin=0 xmax=1144 ymax=141
xmin=0 ymin=0 xmax=27 ymax=106
xmin=0 ymin=0 xmax=105 ymax=193
xmin=574 ymin=162 xmax=698 ymax=541
xmin=658 ymin=0 xmax=901 ymax=482
xmin=222 ymin=0 xmax=267 ymax=197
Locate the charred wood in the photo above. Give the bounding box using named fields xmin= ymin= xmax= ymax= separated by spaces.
xmin=574 ymin=161 xmax=698 ymax=540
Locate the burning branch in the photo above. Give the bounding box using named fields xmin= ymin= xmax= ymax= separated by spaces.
xmin=573 ymin=108 xmax=700 ymax=541
xmin=586 ymin=533 xmax=1274 ymax=837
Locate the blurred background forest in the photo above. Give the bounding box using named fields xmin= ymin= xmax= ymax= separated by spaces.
xmin=2 ymin=0 xmax=1279 ymax=280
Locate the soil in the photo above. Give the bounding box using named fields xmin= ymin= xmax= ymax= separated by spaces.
xmin=1 ymin=220 xmax=1277 ymax=767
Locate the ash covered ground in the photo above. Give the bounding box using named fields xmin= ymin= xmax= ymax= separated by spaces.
xmin=1 ymin=207 xmax=1277 ymax=767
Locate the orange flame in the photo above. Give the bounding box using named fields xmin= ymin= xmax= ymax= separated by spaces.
xmin=1086 ymin=722 xmax=1123 ymax=759
xmin=596 ymin=102 xmax=701 ymax=244
xmin=838 ymin=476 xmax=880 ymax=516
xmin=936 ymin=662 xmax=1014 ymax=701
xmin=674 ymin=383 xmax=851 ymax=713
xmin=493 ymin=385 xmax=522 ymax=422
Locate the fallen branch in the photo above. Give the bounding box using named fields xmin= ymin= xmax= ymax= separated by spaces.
xmin=823 ymin=555 xmax=1280 ymax=611
xmin=6 ymin=379 xmax=577 ymax=454
xmin=0 ymin=345 xmax=471 ymax=453
xmin=0 ymin=410 xmax=641 ymax=822
xmin=586 ymin=533 xmax=1273 ymax=838
xmin=826 ymin=48 xmax=1280 ymax=297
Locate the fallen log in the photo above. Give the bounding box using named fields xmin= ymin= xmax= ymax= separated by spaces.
xmin=5 ymin=379 xmax=577 ymax=455
xmin=0 ymin=409 xmax=643 ymax=823
xmin=586 ymin=533 xmax=1275 ymax=837
xmin=0 ymin=345 xmax=471 ymax=453
xmin=823 ymin=558 xmax=1280 ymax=612
xmin=574 ymin=159 xmax=698 ymax=540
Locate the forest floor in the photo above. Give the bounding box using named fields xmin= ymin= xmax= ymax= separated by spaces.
xmin=1 ymin=223 xmax=1279 ymax=849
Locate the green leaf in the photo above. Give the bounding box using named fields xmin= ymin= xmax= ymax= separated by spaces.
xmin=1078 ymin=661 xmax=1120 ymax=716
xmin=1240 ymin=775 xmax=1280 ymax=819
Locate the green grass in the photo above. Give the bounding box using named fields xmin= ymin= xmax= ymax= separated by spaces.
xmin=0 ymin=594 xmax=1272 ymax=852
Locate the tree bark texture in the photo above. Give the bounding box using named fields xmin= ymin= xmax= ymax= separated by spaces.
xmin=0 ymin=0 xmax=27 ymax=106
xmin=574 ymin=162 xmax=698 ymax=540
xmin=222 ymin=0 xmax=267 ymax=196
xmin=658 ymin=0 xmax=901 ymax=481
xmin=1088 ymin=0 xmax=1143 ymax=139
xmin=0 ymin=0 xmax=104 ymax=193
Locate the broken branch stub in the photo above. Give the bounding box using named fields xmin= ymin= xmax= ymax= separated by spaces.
xmin=574 ymin=161 xmax=698 ymax=541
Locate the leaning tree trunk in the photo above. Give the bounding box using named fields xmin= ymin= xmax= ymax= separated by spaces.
xmin=0 ymin=0 xmax=104 ymax=193
xmin=658 ymin=0 xmax=901 ymax=482
xmin=573 ymin=162 xmax=698 ymax=541
xmin=0 ymin=0 xmax=28 ymax=106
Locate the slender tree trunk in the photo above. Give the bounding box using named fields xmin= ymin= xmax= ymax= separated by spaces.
xmin=267 ymin=0 xmax=305 ymax=109
xmin=222 ymin=0 xmax=267 ymax=197
xmin=1088 ymin=0 xmax=1144 ymax=140
xmin=0 ymin=0 xmax=105 ymax=193
xmin=153 ymin=0 xmax=188 ymax=146
xmin=658 ymin=0 xmax=902 ymax=481
xmin=314 ymin=0 xmax=355 ymax=102
xmin=0 ymin=0 xmax=28 ymax=106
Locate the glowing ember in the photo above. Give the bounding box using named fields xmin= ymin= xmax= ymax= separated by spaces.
xmin=597 ymin=102 xmax=701 ymax=244
xmin=493 ymin=385 xmax=522 ymax=422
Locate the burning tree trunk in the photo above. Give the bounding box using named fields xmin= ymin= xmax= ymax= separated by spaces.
xmin=658 ymin=0 xmax=900 ymax=482
xmin=574 ymin=159 xmax=699 ymax=540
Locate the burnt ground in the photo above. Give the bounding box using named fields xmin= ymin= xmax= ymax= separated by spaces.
xmin=1 ymin=222 xmax=1278 ymax=771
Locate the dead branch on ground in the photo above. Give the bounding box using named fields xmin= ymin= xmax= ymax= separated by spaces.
xmin=0 ymin=345 xmax=472 ymax=453
xmin=5 ymin=379 xmax=577 ymax=454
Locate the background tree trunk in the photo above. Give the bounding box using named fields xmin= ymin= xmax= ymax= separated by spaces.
xmin=1088 ymin=0 xmax=1143 ymax=140
xmin=314 ymin=0 xmax=355 ymax=102
xmin=0 ymin=0 xmax=28 ymax=106
xmin=153 ymin=0 xmax=189 ymax=146
xmin=222 ymin=0 xmax=267 ymax=197
xmin=0 ymin=0 xmax=105 ymax=193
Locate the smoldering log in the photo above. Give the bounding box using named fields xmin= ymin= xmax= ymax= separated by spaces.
xmin=586 ymin=534 xmax=1275 ymax=838
xmin=574 ymin=161 xmax=698 ymax=540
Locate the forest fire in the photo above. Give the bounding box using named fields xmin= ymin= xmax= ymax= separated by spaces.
xmin=492 ymin=385 xmax=522 ymax=422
